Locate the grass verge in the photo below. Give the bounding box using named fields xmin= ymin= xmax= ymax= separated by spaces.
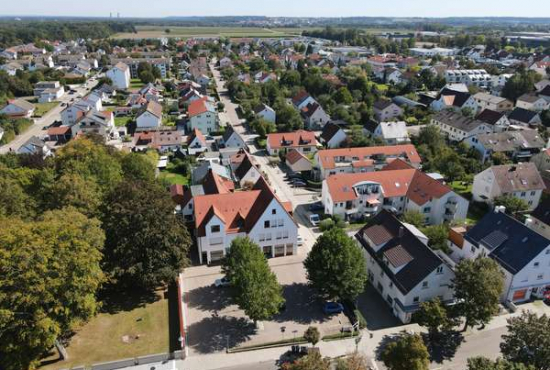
xmin=34 ymin=102 xmax=59 ymax=117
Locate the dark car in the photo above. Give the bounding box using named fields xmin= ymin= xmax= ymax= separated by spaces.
xmin=292 ymin=180 xmax=307 ymax=188
xmin=323 ymin=302 xmax=344 ymax=315
xmin=308 ymin=202 xmax=324 ymax=212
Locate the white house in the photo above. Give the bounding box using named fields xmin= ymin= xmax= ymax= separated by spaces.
xmin=253 ymin=103 xmax=276 ymax=123
xmin=449 ymin=208 xmax=550 ymax=304
xmin=187 ymin=97 xmax=219 ymax=134
xmin=71 ymin=110 xmax=116 ymax=140
xmin=136 ymin=100 xmax=163 ymax=129
xmin=472 ymin=163 xmax=546 ymax=211
xmin=319 ymin=122 xmax=347 ymax=149
xmin=221 ymin=125 xmax=247 ymax=149
xmin=465 ymin=129 xmax=545 ymax=163
xmin=233 ymin=152 xmax=262 ymax=187
xmin=33 ymin=81 xmax=64 ymax=103
xmin=373 ymin=100 xmax=403 ymax=122
xmin=0 ymin=99 xmax=35 ymax=118
xmin=301 ymin=102 xmax=330 ymax=129
xmin=266 ymin=130 xmax=318 ymax=156
xmin=17 ymin=136 xmax=51 ymax=157
xmin=193 ymin=176 xmax=297 ymax=264
xmin=286 ymin=149 xmax=313 ymax=173
xmin=473 ymin=93 xmax=514 ymax=113
xmin=356 ymin=210 xmax=456 ymax=323
xmin=445 ymin=69 xmax=492 ymax=88
xmin=508 ymin=108 xmax=542 ymax=127
xmin=431 ymin=110 xmax=493 ymax=142
xmin=516 ymin=94 xmax=549 ymax=112
xmin=476 ymin=109 xmax=510 ymax=133
xmin=527 ymin=198 xmax=550 ymax=240
xmin=368 ymin=121 xmax=410 ymax=145
xmin=531 ymin=148 xmax=550 ymax=173
xmin=187 ymin=128 xmax=208 ymax=155
xmin=292 ymin=91 xmax=316 ymax=110
xmin=106 ymin=62 xmax=131 ymax=90
xmin=322 ymin=159 xmax=469 ymax=225
xmin=430 ymin=88 xmax=478 ymax=112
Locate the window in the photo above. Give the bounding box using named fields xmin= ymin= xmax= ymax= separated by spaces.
xmin=531 ymin=191 xmax=536 ymax=196
xmin=210 ymin=225 xmax=220 ymax=233
xmin=471 ymin=245 xmax=476 ymax=253
xmin=264 ymin=220 xmax=270 ymax=228
xmin=266 ymin=234 xmax=272 ymax=241
xmin=389 ymin=282 xmax=393 ymax=288
xmin=521 ymin=192 xmax=526 ymax=197
xmin=278 ymin=219 xmax=284 ymax=227
xmin=534 ymin=262 xmax=540 ymax=268
xmin=413 ymin=296 xmax=420 ymax=303
xmin=283 ymin=230 xmax=289 ymax=239
xmin=546 ymin=249 xmax=550 ymax=255
xmin=259 ymin=234 xmax=265 ymax=242
xmin=423 ymin=207 xmax=431 ymax=213
xmin=436 ymin=266 xmax=444 ymax=275
xmin=272 ymin=209 xmax=277 ymax=215
xmin=537 ymin=274 xmax=544 ymax=280
xmin=422 ymin=281 xmax=429 ymax=289
xmin=276 ymin=232 xmax=282 ymax=240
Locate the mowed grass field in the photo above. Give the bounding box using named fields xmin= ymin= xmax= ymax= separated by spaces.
xmin=113 ymin=26 xmax=315 ymax=39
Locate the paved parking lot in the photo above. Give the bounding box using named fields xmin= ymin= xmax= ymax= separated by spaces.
xmin=183 ymin=256 xmax=350 ymax=355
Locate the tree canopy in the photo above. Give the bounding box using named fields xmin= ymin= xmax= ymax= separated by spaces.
xmin=304 ymin=228 xmax=367 ymax=301
xmin=381 ymin=334 xmax=430 ymax=370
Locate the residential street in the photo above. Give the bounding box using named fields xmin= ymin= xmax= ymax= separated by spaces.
xmin=0 ymin=77 xmax=98 ymax=154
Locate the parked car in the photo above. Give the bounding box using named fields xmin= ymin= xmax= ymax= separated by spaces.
xmin=285 ymin=173 xmax=302 ymax=181
xmin=308 ymin=202 xmax=324 ymax=212
xmin=297 ymin=235 xmax=303 ymax=247
xmin=309 ymin=214 xmax=320 ymax=227
xmin=292 ymin=179 xmax=307 ymax=187
xmin=214 ymin=277 xmax=230 ymax=288
xmin=323 ymin=302 xmax=344 ymax=315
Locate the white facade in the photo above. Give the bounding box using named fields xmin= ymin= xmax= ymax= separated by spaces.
xmin=197 ymin=198 xmax=298 ymax=264
xmin=431 ymin=115 xmax=492 ymax=142
xmin=106 ymin=63 xmax=131 ymax=89
xmin=137 ymin=111 xmax=161 ymax=129
xmin=188 ymin=111 xmax=220 ymax=134
xmin=445 ymin=69 xmax=492 ymax=88
xmin=256 ymin=105 xmax=276 ymax=123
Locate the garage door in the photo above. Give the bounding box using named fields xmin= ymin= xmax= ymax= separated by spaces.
xmin=513 ymin=289 xmax=527 ymax=301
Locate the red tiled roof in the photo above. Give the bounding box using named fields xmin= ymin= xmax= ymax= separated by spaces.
xmin=187 ymin=128 xmax=206 ymax=145
xmin=47 ymin=126 xmax=71 ymax=135
xmin=187 ymin=96 xmax=211 ymax=117
xmin=285 ymin=149 xmax=308 ymax=165
xmin=363 ymin=224 xmax=393 ymax=245
xmin=267 ymin=130 xmax=317 ymax=150
xmin=317 ymin=145 xmax=421 ymax=170
xmin=384 ymin=245 xmax=414 ymax=268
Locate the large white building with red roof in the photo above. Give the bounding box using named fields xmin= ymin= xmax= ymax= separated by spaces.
xmin=322 ymin=160 xmax=468 ymax=225
xmin=314 ymin=144 xmax=422 ymax=180
xmin=186 ymin=96 xmax=219 ymax=135
xmin=266 ymin=130 xmax=319 ymax=156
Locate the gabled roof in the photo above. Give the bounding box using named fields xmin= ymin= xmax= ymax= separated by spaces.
xmin=140 ymin=100 xmax=163 ymax=118
xmin=433 ymin=110 xmax=485 ymax=133
xmin=187 ymin=128 xmax=206 ymax=146
xmin=301 ymin=102 xmax=323 ymax=118
xmin=188 ymin=96 xmax=216 ymax=117
xmin=291 ymin=91 xmax=310 ymax=106
xmin=539 ymin=85 xmax=550 ymax=97
xmin=437 ymin=88 xmax=472 ymax=108
xmin=317 ymin=145 xmax=422 ymax=170
xmin=465 ymin=210 xmax=550 ymax=274
xmin=531 ymin=197 xmax=550 ymax=226
xmin=486 ymin=163 xmax=545 ymax=193
xmin=286 ymin=149 xmax=309 ymax=165
xmin=234 ymin=152 xmax=256 ymax=180
xmin=113 ymin=62 xmax=129 ymax=72
xmin=475 ymin=130 xmax=545 ymax=152
xmin=267 ymin=130 xmax=317 ymax=150
xmin=476 ymin=109 xmax=506 ymax=126
xmin=508 ymin=107 xmax=539 ymax=124
xmin=356 ymin=210 xmax=445 ymax=294
xmin=373 ymin=99 xmax=396 ymax=111
xmin=517 ymin=94 xmax=545 ymax=104
xmin=320 ymin=122 xmax=343 ymax=143
xmin=202 ymin=169 xmax=235 ymax=194
xmin=4 ymin=99 xmax=35 ymax=111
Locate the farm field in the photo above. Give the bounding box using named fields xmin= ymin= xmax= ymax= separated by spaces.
xmin=113 ymin=26 xmax=309 ymax=39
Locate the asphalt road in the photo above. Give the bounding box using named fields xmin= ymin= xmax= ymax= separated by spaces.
xmin=0 ymin=77 xmax=99 ymax=154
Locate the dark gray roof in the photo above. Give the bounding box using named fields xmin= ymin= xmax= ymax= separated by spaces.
xmin=438 ymin=88 xmax=472 ymax=108
xmin=373 ymin=99 xmax=395 ymax=111
xmin=392 ymin=96 xmax=427 ymax=109
xmin=355 ymin=210 xmax=444 ymax=295
xmin=234 ymin=154 xmax=254 ymax=180
xmin=475 ymin=130 xmax=545 ymax=153
xmin=434 ymin=110 xmax=485 ymax=133
xmin=465 ymin=210 xmax=550 ymax=274
xmin=320 ymin=122 xmax=343 ymax=143
xmin=531 ymin=197 xmax=550 ymax=226
xmin=477 ymin=109 xmax=505 ymax=126
xmin=508 ymin=107 xmax=540 ymax=124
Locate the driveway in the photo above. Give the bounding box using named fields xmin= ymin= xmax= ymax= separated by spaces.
xmin=356 ymin=284 xmax=401 ymax=331
xmin=183 ymin=257 xmax=350 ymax=355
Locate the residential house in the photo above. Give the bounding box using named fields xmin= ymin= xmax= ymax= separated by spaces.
xmin=220 ymin=125 xmax=247 ymax=149
xmin=233 ymin=151 xmax=262 ymax=187
xmin=253 ymin=103 xmax=276 ymax=123
xmin=319 ymin=122 xmax=347 ymax=149
xmin=314 ymin=145 xmax=422 ymax=180
xmin=194 ymin=176 xmax=297 ymax=264
xmin=110 ymin=57 xmax=170 ymax=79
xmin=191 ymin=162 xmax=233 ymax=185
xmin=538 ymin=85 xmax=550 ymax=103
xmin=444 ymin=69 xmax=492 ymax=88
xmin=465 ymin=129 xmax=545 ymax=162
xmin=527 ymin=198 xmax=550 ymax=239
xmin=301 ymin=102 xmax=330 ymax=129
xmin=33 ymin=81 xmax=64 ymax=103
xmin=106 ymin=62 xmax=131 ymax=89
xmin=373 ymin=100 xmax=403 ymax=122
xmin=187 ymin=128 xmax=208 ymax=155
xmin=322 ymin=159 xmax=468 ymax=224
xmin=134 ymin=130 xmax=183 ymax=153
xmin=0 ymin=99 xmax=35 ymax=118
xmin=430 ymin=88 xmax=478 ymax=112
xmin=366 ymin=121 xmax=409 ymax=145
xmin=508 ymin=107 xmax=542 ymax=127
xmin=187 ymin=97 xmax=219 ymax=134
xmin=449 ymin=208 xmax=550 ymax=303
xmin=355 ymin=211 xmax=455 ymax=323
xmin=472 ymin=163 xmax=545 ymax=210
xmin=531 ymin=149 xmax=550 ymax=173
xmin=17 ymin=136 xmax=51 ymax=157
xmin=71 ymin=110 xmax=116 ymax=140
xmin=476 ymin=109 xmax=510 ymax=132
xmin=219 ymin=57 xmax=233 ymax=69
xmin=291 ymin=91 xmax=316 ymax=110
xmin=286 ymin=149 xmax=313 ymax=173
xmin=431 ymin=110 xmax=492 ymax=142
xmin=266 ymin=130 xmax=318 ymax=156
xmin=473 ymin=93 xmax=513 ymax=113
xmin=516 ymin=94 xmax=549 ymax=112
xmin=136 ymin=100 xmax=163 ymax=129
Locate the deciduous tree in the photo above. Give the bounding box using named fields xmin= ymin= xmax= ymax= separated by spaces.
xmin=381 ymin=333 xmax=430 ymax=370
xmin=467 ymin=357 xmax=534 ymax=370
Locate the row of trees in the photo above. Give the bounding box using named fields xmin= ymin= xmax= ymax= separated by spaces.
xmin=0 ymin=137 xmax=191 ymax=369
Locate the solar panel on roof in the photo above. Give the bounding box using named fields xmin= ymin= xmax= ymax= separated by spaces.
xmin=480 ymin=230 xmax=509 ymax=251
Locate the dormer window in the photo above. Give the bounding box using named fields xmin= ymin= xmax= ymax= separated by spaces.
xmin=211 ymin=225 xmax=220 ymax=233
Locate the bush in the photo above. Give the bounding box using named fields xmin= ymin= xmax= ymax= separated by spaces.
xmin=319 ymin=218 xmax=335 ymax=231
xmin=306 ymin=180 xmax=322 ymax=189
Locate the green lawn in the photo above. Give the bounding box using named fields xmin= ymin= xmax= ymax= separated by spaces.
xmin=39 ymin=290 xmax=170 ymax=370
xmin=450 ymin=181 xmax=473 ymax=199
xmin=130 ymin=79 xmax=145 ymax=89
xmin=33 ymin=102 xmax=59 ymax=117
xmin=115 ymin=116 xmax=134 ymax=127
xmin=114 ymin=26 xmax=302 ymax=39
xmin=159 ymin=170 xmax=189 ymax=186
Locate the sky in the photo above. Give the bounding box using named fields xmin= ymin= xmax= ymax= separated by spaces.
xmin=2 ymin=0 xmax=550 ymax=18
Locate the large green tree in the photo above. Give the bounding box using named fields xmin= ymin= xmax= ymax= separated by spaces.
xmin=381 ymin=334 xmax=430 ymax=370
xmin=222 ymin=237 xmax=284 ymax=323
xmin=45 ymin=173 xmax=102 ymax=217
xmin=494 ymin=196 xmax=529 ymax=216
xmin=0 ymin=208 xmax=105 ymax=370
xmin=453 ymin=257 xmax=504 ymax=331
xmin=413 ymin=298 xmax=456 ymax=339
xmin=501 ymin=312 xmax=550 ymax=370
xmin=102 ymin=180 xmax=191 ymax=289
xmin=282 ymin=351 xmax=331 ymax=370
xmin=304 ymin=228 xmax=367 ymax=301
